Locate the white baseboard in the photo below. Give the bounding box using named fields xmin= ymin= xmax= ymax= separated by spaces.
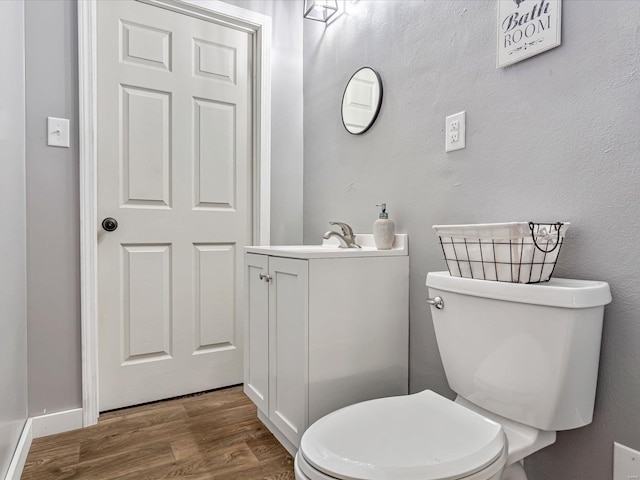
xmin=4 ymin=418 xmax=32 ymax=480
xmin=32 ymin=408 xmax=83 ymax=439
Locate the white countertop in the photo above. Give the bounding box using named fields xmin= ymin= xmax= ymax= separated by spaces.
xmin=244 ymin=234 xmax=408 ymax=259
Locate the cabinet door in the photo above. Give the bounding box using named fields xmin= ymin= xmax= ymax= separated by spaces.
xmin=244 ymin=253 xmax=269 ymax=413
xmin=269 ymin=257 xmax=308 ymax=447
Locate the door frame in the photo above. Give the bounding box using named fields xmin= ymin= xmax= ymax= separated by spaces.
xmin=78 ymin=0 xmax=272 ymax=427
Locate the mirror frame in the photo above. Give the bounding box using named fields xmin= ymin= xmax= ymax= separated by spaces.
xmin=341 ymin=67 xmax=383 ymax=135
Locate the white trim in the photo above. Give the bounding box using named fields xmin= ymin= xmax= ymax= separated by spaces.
xmin=4 ymin=419 xmax=32 ymax=480
xmin=78 ymin=0 xmax=271 ymax=426
xmin=32 ymin=409 xmax=84 ymax=439
xmin=78 ymin=0 xmax=99 ymax=428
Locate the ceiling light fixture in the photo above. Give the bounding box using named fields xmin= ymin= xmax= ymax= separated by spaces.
xmin=303 ymin=0 xmax=338 ymax=22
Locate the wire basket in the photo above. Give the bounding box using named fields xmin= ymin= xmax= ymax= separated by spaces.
xmin=433 ymin=222 xmax=569 ymax=284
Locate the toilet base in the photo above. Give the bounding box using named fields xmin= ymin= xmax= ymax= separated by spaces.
xmin=502 ymin=462 xmax=528 ymax=480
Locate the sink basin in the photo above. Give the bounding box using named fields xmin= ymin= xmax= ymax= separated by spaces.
xmin=244 ymin=234 xmax=408 ymax=259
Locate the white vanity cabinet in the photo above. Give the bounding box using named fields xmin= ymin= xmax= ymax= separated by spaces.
xmin=243 ymin=235 xmax=409 ymax=454
xmin=244 ymin=253 xmax=309 ymax=449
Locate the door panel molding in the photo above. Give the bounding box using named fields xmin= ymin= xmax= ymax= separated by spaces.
xmin=79 ymin=0 xmax=271 ymax=427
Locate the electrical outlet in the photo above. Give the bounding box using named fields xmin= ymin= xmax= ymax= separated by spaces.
xmin=614 ymin=442 xmax=640 ymax=480
xmin=445 ymin=111 xmax=466 ymax=153
xmin=450 ymin=120 xmax=459 ymax=142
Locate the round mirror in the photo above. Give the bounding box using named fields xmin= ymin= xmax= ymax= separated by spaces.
xmin=341 ymin=67 xmax=383 ymax=135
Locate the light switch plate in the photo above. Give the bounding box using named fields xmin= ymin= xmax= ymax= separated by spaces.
xmin=446 ymin=111 xmax=466 ymax=153
xmin=614 ymin=442 xmax=640 ymax=480
xmin=47 ymin=117 xmax=70 ymax=148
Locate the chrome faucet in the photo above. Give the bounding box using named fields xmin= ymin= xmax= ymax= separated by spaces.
xmin=323 ymin=221 xmax=361 ymax=248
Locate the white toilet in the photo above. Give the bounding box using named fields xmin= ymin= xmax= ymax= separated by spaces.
xmin=294 ymin=271 xmax=611 ymax=480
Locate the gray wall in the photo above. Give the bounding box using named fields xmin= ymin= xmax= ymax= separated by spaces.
xmin=0 ymin=0 xmax=29 ymax=476
xmin=25 ymin=0 xmax=82 ymax=417
xmin=24 ymin=0 xmax=303 ymax=417
xmin=303 ymin=1 xmax=640 ymax=479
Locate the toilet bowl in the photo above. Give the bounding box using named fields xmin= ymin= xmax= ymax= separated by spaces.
xmin=294 ymin=390 xmax=508 ymax=480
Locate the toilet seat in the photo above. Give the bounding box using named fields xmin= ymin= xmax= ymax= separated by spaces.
xmin=297 ymin=390 xmax=507 ymax=480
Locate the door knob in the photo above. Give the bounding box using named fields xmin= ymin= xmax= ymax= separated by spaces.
xmin=102 ymin=217 xmax=118 ymax=232
xmin=259 ymin=273 xmax=272 ymax=282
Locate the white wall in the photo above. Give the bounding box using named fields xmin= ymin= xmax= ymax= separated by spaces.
xmin=0 ymin=0 xmax=29 ymax=476
xmin=302 ymin=1 xmax=640 ymax=479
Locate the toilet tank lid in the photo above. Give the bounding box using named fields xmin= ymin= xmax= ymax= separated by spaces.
xmin=426 ymin=272 xmax=611 ymax=309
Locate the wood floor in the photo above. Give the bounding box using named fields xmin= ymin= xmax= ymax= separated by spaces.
xmin=22 ymin=386 xmax=295 ymax=480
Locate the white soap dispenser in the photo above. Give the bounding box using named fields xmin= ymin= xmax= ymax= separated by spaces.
xmin=373 ymin=203 xmax=395 ymax=250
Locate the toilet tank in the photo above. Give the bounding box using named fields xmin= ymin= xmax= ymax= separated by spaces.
xmin=426 ymin=272 xmax=611 ymax=431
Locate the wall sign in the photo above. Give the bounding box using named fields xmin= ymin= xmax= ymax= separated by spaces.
xmin=497 ymin=0 xmax=562 ymax=68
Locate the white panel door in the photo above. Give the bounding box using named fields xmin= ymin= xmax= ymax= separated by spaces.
xmin=268 ymin=257 xmax=309 ymax=447
xmin=97 ymin=0 xmax=252 ymax=411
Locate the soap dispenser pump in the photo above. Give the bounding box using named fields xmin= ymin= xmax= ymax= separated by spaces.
xmin=373 ymin=203 xmax=395 ymax=250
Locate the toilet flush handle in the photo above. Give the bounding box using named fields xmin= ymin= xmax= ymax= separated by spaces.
xmin=426 ymin=296 xmax=444 ymax=310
